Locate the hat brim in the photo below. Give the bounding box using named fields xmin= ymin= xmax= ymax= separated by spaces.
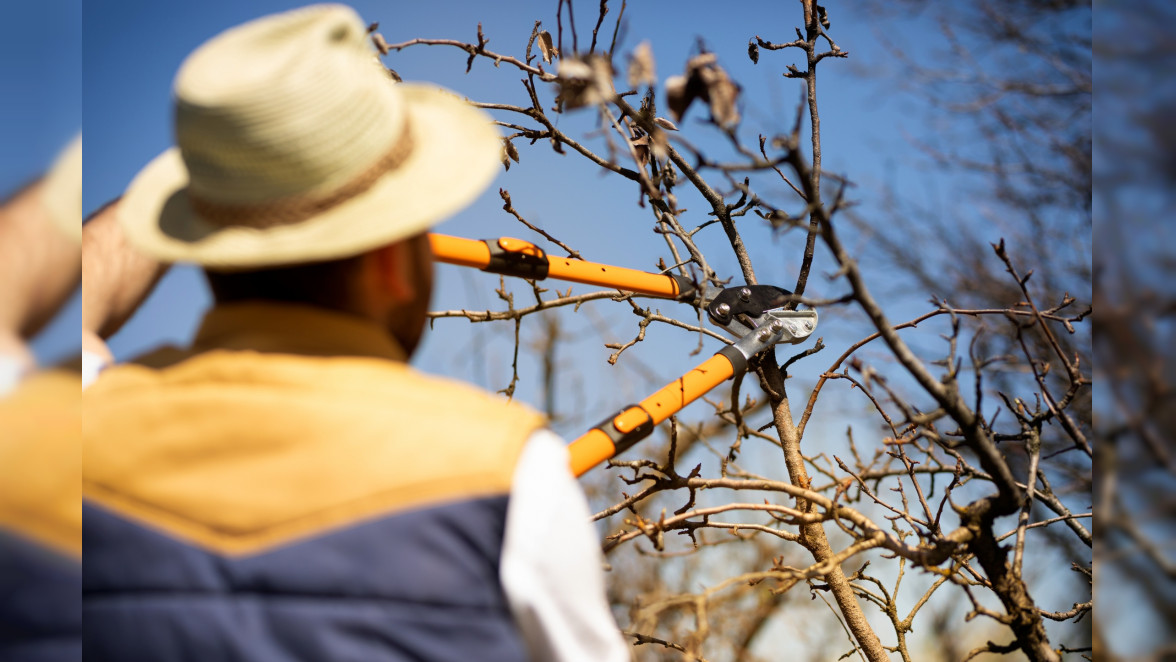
xmin=119 ymin=84 xmax=502 ymax=268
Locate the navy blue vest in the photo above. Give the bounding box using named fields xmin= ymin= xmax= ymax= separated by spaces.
xmin=0 ymin=530 xmax=81 ymax=662
xmin=82 ymin=321 xmax=545 ymax=662
xmin=83 ymin=495 xmax=527 ymax=662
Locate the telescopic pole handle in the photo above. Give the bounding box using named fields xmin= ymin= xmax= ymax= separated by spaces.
xmin=568 ymin=350 xmax=743 ymax=476
xmin=565 ymin=315 xmax=810 ymax=477
xmin=429 ymin=234 xmax=697 ymax=301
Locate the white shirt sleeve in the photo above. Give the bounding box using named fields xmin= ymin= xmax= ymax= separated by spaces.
xmin=0 ymin=353 xmax=34 ymax=398
xmin=81 ymin=350 xmax=110 ymax=390
xmin=500 ymin=429 xmax=631 ymax=662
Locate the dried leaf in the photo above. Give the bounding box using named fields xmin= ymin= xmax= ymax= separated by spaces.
xmin=690 ymin=54 xmax=741 ymax=126
xmin=664 ymin=75 xmax=690 ymax=122
xmin=371 ymin=32 xmax=390 ymax=56
xmin=558 ymin=58 xmax=593 ymax=79
xmin=589 ymin=57 xmax=615 ymax=94
xmin=627 ymin=41 xmax=656 ymax=87
xmin=748 ymin=39 xmax=760 ymax=65
xmin=653 ymin=117 xmax=678 ymax=131
xmin=630 ymin=134 xmax=650 ymax=170
xmin=688 ymin=52 xmax=717 ymax=72
xmin=663 ymin=52 xmax=741 ymax=127
xmin=504 ymin=138 xmax=520 ymax=163
xmin=703 ymin=68 xmax=740 ymax=127
xmin=629 ymin=131 xmax=667 ymax=169
xmin=650 ymin=129 xmax=669 ymax=161
xmin=662 ymin=161 xmax=677 ymax=187
xmin=556 ymin=56 xmax=614 ymax=110
xmin=366 ymin=22 xmax=379 ymax=33
xmin=537 ymin=30 xmax=558 ymax=64
xmin=817 ymin=4 xmax=831 ymax=30
xmin=556 ymin=58 xmax=595 ymax=109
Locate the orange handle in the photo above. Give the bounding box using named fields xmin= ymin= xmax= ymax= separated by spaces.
xmin=633 ymin=353 xmax=735 ymax=427
xmin=568 ymin=353 xmax=737 ymax=476
xmin=428 ymin=234 xmax=687 ymax=299
xmin=429 ymin=234 xmax=491 ymax=269
xmin=545 ymin=255 xmax=683 ymax=299
xmin=569 ymin=429 xmax=616 ymax=477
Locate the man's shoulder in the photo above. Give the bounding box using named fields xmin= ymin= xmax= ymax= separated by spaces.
xmin=90 ymin=348 xmax=544 ymax=426
xmin=84 ymin=350 xmax=548 ymax=556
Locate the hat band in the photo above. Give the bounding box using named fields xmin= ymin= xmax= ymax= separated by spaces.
xmin=189 ymin=124 xmax=414 ymax=229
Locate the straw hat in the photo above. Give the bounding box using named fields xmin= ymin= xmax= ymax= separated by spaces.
xmin=42 ymin=134 xmax=82 ymax=243
xmin=119 ymin=4 xmax=501 ymax=268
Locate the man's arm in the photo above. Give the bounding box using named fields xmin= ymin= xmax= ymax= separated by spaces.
xmin=81 ymin=198 xmax=171 ymax=363
xmin=0 ymin=180 xmax=82 ymax=391
xmin=0 ymin=180 xmax=82 ymax=345
xmin=501 ymin=430 xmax=632 ymax=662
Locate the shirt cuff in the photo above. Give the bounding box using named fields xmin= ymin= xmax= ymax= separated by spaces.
xmin=0 ymin=353 xmax=35 ymax=398
xmin=81 ymin=351 xmax=111 ymax=390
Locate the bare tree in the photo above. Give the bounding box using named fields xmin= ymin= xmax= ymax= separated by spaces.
xmin=844 ymin=1 xmax=1096 ymax=656
xmin=1090 ymin=2 xmax=1176 ymax=659
xmin=381 ymin=1 xmax=1094 ymax=659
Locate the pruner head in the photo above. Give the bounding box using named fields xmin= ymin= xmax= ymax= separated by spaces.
xmin=705 ymin=285 xmax=817 ymax=345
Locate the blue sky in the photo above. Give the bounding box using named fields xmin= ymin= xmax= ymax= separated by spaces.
xmin=0 ymin=1 xmax=81 ymax=185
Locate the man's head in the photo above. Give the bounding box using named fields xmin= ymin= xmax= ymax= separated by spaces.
xmin=205 ymin=231 xmax=434 ymax=355
xmin=114 ymin=5 xmax=502 ymax=352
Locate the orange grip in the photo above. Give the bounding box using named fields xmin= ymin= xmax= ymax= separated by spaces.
xmin=569 ymin=429 xmax=616 ymax=477
xmin=429 ymin=234 xmax=688 ymax=300
xmin=429 ymin=234 xmax=491 ymax=269
xmin=635 ymin=354 xmax=736 ymax=426
xmin=568 ymin=353 xmax=740 ymax=476
xmin=546 ymin=256 xmax=682 ymax=299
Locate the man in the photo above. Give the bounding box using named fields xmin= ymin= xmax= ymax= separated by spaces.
xmin=0 ymin=135 xmax=82 ymax=662
xmin=83 ymin=5 xmax=629 ymax=662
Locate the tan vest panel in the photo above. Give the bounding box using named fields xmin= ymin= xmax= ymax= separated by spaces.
xmin=84 ymin=351 xmax=545 ymax=556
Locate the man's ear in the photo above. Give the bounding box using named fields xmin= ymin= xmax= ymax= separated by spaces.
xmin=372 ymin=241 xmax=416 ymax=303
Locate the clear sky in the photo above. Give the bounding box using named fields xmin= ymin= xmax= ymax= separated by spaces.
xmin=0 ymin=1 xmax=81 ymax=185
